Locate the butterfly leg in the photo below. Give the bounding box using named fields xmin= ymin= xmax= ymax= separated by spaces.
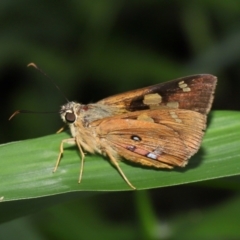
xmin=56 ymin=126 xmax=65 ymax=133
xmin=53 ymin=137 xmax=86 ymax=184
xmin=105 ymin=149 xmax=136 ymax=190
xmin=53 ymin=138 xmax=76 ymax=173
xmin=75 ymin=140 xmax=85 ymax=183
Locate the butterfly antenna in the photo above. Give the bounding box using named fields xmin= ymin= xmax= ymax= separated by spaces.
xmin=27 ymin=63 xmax=69 ymax=102
xmin=9 ymin=109 xmax=57 ymax=120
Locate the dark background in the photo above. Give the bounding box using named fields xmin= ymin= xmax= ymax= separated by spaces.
xmin=1 ymin=1 xmax=240 ymax=239
xmin=2 ymin=1 xmax=240 ymax=144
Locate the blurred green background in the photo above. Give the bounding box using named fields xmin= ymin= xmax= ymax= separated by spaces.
xmin=1 ymin=0 xmax=240 ymax=239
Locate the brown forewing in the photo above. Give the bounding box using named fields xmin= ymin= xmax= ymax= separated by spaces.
xmin=98 ymin=74 xmax=217 ymax=115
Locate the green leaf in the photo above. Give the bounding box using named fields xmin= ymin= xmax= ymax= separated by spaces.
xmin=1 ymin=111 xmax=240 ymax=202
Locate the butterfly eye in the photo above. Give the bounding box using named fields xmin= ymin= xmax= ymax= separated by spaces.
xmin=65 ymin=112 xmax=76 ymax=123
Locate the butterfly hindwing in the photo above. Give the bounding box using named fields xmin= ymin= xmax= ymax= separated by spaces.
xmin=92 ymin=108 xmax=206 ymax=168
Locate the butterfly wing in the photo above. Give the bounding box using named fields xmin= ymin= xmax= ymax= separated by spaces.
xmin=98 ymin=74 xmax=217 ymax=115
xmin=92 ymin=109 xmax=206 ymax=168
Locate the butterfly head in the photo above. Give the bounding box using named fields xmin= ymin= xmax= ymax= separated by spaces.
xmin=60 ymin=101 xmax=82 ymax=124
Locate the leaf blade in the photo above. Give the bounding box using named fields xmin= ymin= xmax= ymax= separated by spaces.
xmin=1 ymin=111 xmax=240 ymax=201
